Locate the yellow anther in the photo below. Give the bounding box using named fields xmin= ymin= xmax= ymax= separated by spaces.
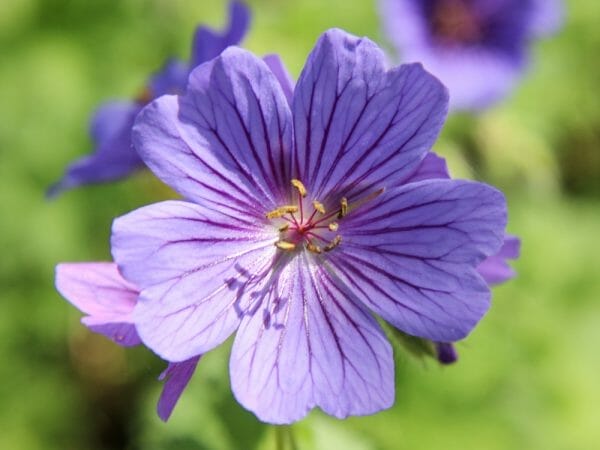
xmin=278 ymin=224 xmax=290 ymax=232
xmin=266 ymin=205 xmax=299 ymax=219
xmin=275 ymin=241 xmax=296 ymax=251
xmin=291 ymin=179 xmax=307 ymax=197
xmin=312 ymin=200 xmax=326 ymax=214
xmin=324 ymin=235 xmax=342 ymax=252
xmin=306 ymin=242 xmax=322 ymax=254
xmin=328 ymin=222 xmax=339 ymax=232
xmin=338 ymin=198 xmax=348 ymax=218
xmin=281 ymin=205 xmax=299 ymax=214
xmin=266 ymin=208 xmax=284 ymax=219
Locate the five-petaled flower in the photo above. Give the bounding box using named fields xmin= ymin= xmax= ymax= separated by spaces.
xmin=378 ymin=0 xmax=563 ymax=111
xmin=48 ymin=0 xmax=250 ymax=197
xmin=60 ymin=28 xmax=511 ymax=424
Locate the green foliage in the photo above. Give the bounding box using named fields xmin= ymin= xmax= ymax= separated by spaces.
xmin=1 ymin=1 xmax=600 ymax=449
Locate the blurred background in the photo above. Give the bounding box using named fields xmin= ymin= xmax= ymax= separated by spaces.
xmin=1 ymin=0 xmax=599 ymax=449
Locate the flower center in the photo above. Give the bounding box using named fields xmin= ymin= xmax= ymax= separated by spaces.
xmin=430 ymin=0 xmax=482 ymax=45
xmin=266 ymin=179 xmax=344 ymax=254
xmin=266 ymin=180 xmax=383 ymax=254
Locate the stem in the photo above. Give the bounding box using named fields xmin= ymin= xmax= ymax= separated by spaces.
xmin=275 ymin=426 xmax=285 ymax=450
xmin=273 ymin=425 xmax=299 ymax=450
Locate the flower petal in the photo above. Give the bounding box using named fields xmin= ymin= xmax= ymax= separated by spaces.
xmin=190 ymin=0 xmax=251 ymax=68
xmin=477 ymin=233 xmax=521 ymax=285
xmin=292 ymin=28 xmax=448 ymax=199
xmin=48 ymin=102 xmax=143 ymax=197
xmin=332 ymin=179 xmax=507 ymax=342
xmin=529 ymin=0 xmax=564 ymax=38
xmin=263 ymin=54 xmax=295 ymax=106
xmin=414 ymin=48 xmax=522 ymax=111
xmin=157 ymin=356 xmax=202 ymax=421
xmin=132 ymin=47 xmax=293 ymax=218
xmin=55 ymin=263 xmax=141 ymax=346
xmin=403 ymin=151 xmax=450 ymax=184
xmin=111 ymin=200 xmax=278 ymax=361
xmin=148 ymin=59 xmax=189 ymax=97
xmin=230 ymin=253 xmax=394 ymax=424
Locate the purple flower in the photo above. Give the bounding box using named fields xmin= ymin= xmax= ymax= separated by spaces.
xmin=55 ymin=262 xmax=200 ymax=421
xmin=48 ymin=1 xmax=250 ymax=197
xmin=379 ymin=0 xmax=563 ymax=111
xmin=105 ymin=28 xmax=508 ymax=424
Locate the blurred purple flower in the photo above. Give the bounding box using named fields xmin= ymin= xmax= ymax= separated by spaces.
xmin=379 ymin=0 xmax=563 ymax=111
xmin=106 ymin=28 xmax=508 ymax=423
xmin=48 ymin=1 xmax=250 ymax=197
xmin=55 ymin=262 xmax=200 ymax=421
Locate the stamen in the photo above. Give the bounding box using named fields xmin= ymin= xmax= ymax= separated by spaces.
xmin=306 ymin=242 xmax=322 ymax=254
xmin=349 ymin=188 xmax=385 ymax=211
xmin=328 ymin=222 xmax=339 ymax=232
xmin=266 ymin=205 xmax=299 ymax=219
xmin=291 ymin=179 xmax=307 ymax=197
xmin=324 ymin=235 xmax=342 ymax=252
xmin=312 ymin=200 xmax=326 ymax=215
xmin=338 ymin=198 xmax=348 ymax=218
xmin=278 ymin=224 xmax=290 ymax=232
xmin=275 ymin=241 xmax=296 ymax=251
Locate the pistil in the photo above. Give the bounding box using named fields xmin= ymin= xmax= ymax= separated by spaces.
xmin=268 ymin=181 xmax=383 ymax=254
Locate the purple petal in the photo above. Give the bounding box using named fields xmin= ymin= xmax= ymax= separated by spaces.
xmin=292 ymin=29 xmax=448 ymax=200
xmin=529 ymin=0 xmax=563 ymax=38
xmin=111 ymin=200 xmax=278 ymax=361
xmin=230 ymin=253 xmax=394 ymax=424
xmin=263 ymin=54 xmax=295 ymax=106
xmin=55 ymin=263 xmax=141 ymax=346
xmin=412 ymin=47 xmax=523 ymax=111
xmin=148 ymin=59 xmax=190 ymax=97
xmin=132 ymin=47 xmax=293 ymax=218
xmin=157 ymin=356 xmax=202 ymax=421
xmin=330 ymin=179 xmax=507 ymax=342
xmin=477 ymin=234 xmax=521 ymax=285
xmin=190 ymin=0 xmax=251 ymax=68
xmin=48 ymin=101 xmax=143 ymax=197
xmin=403 ymin=151 xmax=450 ymax=184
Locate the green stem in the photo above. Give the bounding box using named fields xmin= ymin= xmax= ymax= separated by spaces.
xmin=275 ymin=426 xmax=285 ymax=450
xmin=274 ymin=425 xmax=298 ymax=450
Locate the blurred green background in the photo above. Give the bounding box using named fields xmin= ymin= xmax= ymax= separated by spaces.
xmin=1 ymin=0 xmax=599 ymax=449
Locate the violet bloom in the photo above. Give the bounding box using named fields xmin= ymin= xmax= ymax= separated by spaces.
xmin=379 ymin=0 xmax=563 ymax=111
xmin=109 ymin=28 xmax=508 ymax=424
xmin=55 ymin=262 xmax=200 ymax=421
xmin=48 ymin=1 xmax=250 ymax=197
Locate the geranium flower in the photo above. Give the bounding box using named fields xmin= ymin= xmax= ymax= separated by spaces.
xmin=105 ymin=28 xmax=509 ymax=423
xmin=89 ymin=28 xmax=508 ymax=424
xmin=48 ymin=1 xmax=250 ymax=197
xmin=55 ymin=157 xmax=517 ymax=419
xmin=55 ymin=262 xmax=200 ymax=421
xmin=378 ymin=0 xmax=563 ymax=111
